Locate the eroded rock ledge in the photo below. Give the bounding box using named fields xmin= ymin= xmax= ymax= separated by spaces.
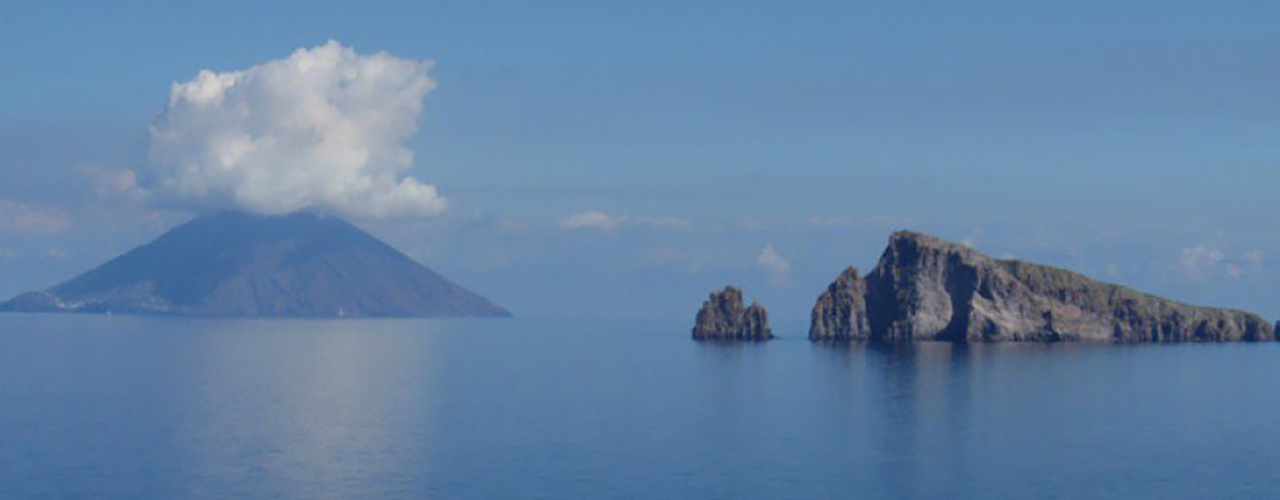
xmin=693 ymin=286 xmax=773 ymax=341
xmin=811 ymin=231 xmax=1274 ymax=343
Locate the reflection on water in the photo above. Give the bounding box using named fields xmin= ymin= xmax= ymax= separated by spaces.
xmin=171 ymin=320 xmax=443 ymax=499
xmin=3 ymin=316 xmax=1280 ymax=499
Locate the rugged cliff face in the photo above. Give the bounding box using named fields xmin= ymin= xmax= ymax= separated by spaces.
xmin=693 ymin=286 xmax=773 ymax=341
xmin=809 ymin=267 xmax=871 ymax=341
xmin=811 ymin=231 xmax=1274 ymax=343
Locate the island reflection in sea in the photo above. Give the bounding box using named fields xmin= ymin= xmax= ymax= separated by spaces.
xmin=1 ymin=314 xmax=1277 ymax=499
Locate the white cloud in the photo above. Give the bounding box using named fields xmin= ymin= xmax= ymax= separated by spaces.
xmin=561 ymin=211 xmax=624 ymax=230
xmin=559 ymin=211 xmax=690 ymax=230
xmin=757 ymin=244 xmax=790 ymax=282
xmin=1228 ymin=249 xmax=1266 ymax=279
xmin=805 ymin=215 xmax=913 ymax=228
xmin=147 ymin=41 xmax=444 ymax=218
xmin=1244 ymin=249 xmax=1264 ymax=270
xmin=1177 ymin=244 xmax=1263 ymax=280
xmin=638 ymin=217 xmax=692 ymax=229
xmin=77 ymin=164 xmax=146 ymax=201
xmin=1178 ymin=244 xmax=1225 ymax=279
xmin=0 ymin=201 xmax=71 ymax=233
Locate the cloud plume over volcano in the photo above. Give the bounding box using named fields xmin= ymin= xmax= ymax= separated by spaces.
xmin=147 ymin=41 xmax=445 ymax=218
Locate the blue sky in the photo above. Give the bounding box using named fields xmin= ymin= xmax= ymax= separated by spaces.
xmin=1 ymin=0 xmax=1278 ymax=321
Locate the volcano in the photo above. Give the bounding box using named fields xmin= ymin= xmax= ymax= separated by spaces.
xmin=0 ymin=211 xmax=510 ymax=318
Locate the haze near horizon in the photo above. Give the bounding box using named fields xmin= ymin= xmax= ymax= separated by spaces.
xmin=2 ymin=1 xmax=1277 ymax=321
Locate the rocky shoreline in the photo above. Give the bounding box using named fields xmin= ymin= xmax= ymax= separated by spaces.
xmin=697 ymin=231 xmax=1274 ymax=344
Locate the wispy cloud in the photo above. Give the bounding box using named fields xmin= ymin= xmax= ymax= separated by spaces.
xmin=1177 ymin=243 xmax=1263 ymax=280
xmin=76 ymin=164 xmax=146 ymax=201
xmin=637 ymin=217 xmax=693 ymax=229
xmin=559 ymin=211 xmax=690 ymax=231
xmin=0 ymin=201 xmax=71 ymax=233
xmin=1178 ymin=244 xmax=1226 ymax=279
xmin=804 ymin=215 xmax=914 ymax=228
xmin=1244 ymin=249 xmax=1264 ymax=269
xmin=757 ymin=244 xmax=790 ymax=283
xmin=561 ymin=211 xmax=624 ymax=230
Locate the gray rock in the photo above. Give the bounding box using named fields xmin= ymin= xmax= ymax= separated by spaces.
xmin=0 ymin=211 xmax=511 ymax=318
xmin=810 ymin=267 xmax=871 ymax=341
xmin=693 ymin=286 xmax=773 ymax=341
xmin=812 ymin=231 xmax=1274 ymax=343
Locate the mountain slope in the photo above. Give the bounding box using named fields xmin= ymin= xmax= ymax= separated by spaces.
xmin=1 ymin=211 xmax=510 ymax=318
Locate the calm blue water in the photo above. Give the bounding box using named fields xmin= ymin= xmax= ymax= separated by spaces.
xmin=2 ymin=314 xmax=1279 ymax=499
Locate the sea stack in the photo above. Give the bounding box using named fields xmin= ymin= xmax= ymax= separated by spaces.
xmin=692 ymin=286 xmax=773 ymax=341
xmin=809 ymin=231 xmax=1274 ymax=343
xmin=810 ymin=267 xmax=871 ymax=341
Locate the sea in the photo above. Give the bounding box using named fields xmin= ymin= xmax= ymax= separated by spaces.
xmin=2 ymin=314 xmax=1278 ymax=499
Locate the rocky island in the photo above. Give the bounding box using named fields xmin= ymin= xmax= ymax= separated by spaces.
xmin=811 ymin=231 xmax=1274 ymax=343
xmin=692 ymin=286 xmax=772 ymax=341
xmin=0 ymin=211 xmax=510 ymax=318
